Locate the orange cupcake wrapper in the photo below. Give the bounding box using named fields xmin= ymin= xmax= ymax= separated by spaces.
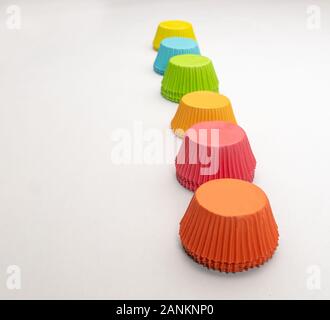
xmin=171 ymin=92 xmax=237 ymax=136
xmin=179 ymin=180 xmax=279 ymax=266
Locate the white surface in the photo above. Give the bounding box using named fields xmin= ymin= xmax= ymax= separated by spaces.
xmin=1 ymin=0 xmax=330 ymax=299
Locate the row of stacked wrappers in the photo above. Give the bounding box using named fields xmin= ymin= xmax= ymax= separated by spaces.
xmin=152 ymin=20 xmax=279 ymax=273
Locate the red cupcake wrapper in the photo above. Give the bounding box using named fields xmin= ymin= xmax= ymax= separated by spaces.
xmin=175 ymin=121 xmax=256 ymax=190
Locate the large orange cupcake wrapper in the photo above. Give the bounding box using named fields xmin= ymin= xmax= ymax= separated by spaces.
xmin=175 ymin=132 xmax=256 ymax=189
xmin=179 ymin=195 xmax=279 ymax=264
xmin=171 ymin=96 xmax=237 ymax=137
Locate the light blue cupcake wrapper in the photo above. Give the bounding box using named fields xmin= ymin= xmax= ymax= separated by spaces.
xmin=153 ymin=37 xmax=200 ymax=75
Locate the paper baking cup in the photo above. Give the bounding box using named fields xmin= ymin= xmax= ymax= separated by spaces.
xmin=153 ymin=20 xmax=196 ymax=51
xmin=175 ymin=121 xmax=256 ymax=191
xmin=161 ymin=54 xmax=219 ymax=103
xmin=171 ymin=91 xmax=237 ymax=137
xmin=179 ymin=179 xmax=279 ymax=273
xmin=153 ymin=37 xmax=200 ymax=75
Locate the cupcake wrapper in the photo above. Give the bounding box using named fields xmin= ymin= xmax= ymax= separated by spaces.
xmin=153 ymin=20 xmax=196 ymax=51
xmin=171 ymin=93 xmax=237 ymax=136
xmin=179 ymin=194 xmax=279 ymax=265
xmin=153 ymin=38 xmax=200 ymax=75
xmin=175 ymin=129 xmax=256 ymax=189
xmin=161 ymin=55 xmax=219 ymax=103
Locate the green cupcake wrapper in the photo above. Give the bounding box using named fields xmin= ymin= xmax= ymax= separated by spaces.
xmin=161 ymin=54 xmax=219 ymax=103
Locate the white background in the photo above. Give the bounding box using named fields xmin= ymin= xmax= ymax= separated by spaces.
xmin=1 ymin=0 xmax=330 ymax=299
